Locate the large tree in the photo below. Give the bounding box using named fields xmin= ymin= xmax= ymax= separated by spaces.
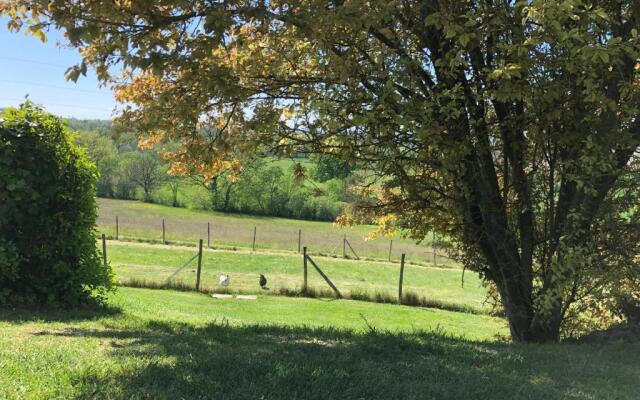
xmin=5 ymin=0 xmax=639 ymax=341
xmin=126 ymin=151 xmax=164 ymax=202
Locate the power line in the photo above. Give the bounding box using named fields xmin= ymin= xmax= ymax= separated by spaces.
xmin=0 ymin=56 xmax=70 ymax=69
xmin=0 ymin=55 xmax=124 ymax=78
xmin=2 ymin=97 xmax=114 ymax=113
xmin=0 ymin=79 xmax=106 ymax=94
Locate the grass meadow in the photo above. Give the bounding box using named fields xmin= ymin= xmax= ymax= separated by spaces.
xmin=97 ymin=198 xmax=456 ymax=265
xmin=3 ymin=199 xmax=638 ymax=399
xmin=2 ymin=287 xmax=639 ymax=399
xmin=107 ymin=241 xmax=489 ymax=314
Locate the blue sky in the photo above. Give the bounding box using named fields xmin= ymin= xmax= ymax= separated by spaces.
xmin=0 ymin=18 xmax=116 ymax=120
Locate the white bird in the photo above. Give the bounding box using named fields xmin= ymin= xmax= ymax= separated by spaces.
xmin=219 ymin=274 xmax=230 ymax=287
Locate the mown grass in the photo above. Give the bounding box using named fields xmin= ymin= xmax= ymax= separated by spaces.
xmin=97 ymin=198 xmax=457 ymax=265
xmin=107 ymin=241 xmax=489 ymax=314
xmin=1 ymin=287 xmax=639 ymax=399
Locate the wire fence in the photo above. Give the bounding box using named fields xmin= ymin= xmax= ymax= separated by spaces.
xmin=97 ymin=213 xmax=456 ymax=267
xmin=101 ymin=237 xmax=489 ymax=315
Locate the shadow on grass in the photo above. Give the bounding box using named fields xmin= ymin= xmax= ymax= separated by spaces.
xmin=0 ymin=304 xmax=122 ymax=324
xmin=36 ymin=321 xmax=639 ymax=400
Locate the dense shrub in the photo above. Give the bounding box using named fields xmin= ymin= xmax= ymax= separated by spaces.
xmin=0 ymin=103 xmax=113 ymax=306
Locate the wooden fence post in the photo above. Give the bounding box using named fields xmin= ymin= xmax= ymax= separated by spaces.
xmin=345 ymin=239 xmax=360 ymax=260
xmin=101 ymin=234 xmax=107 ymax=267
xmin=162 ymin=219 xmax=166 ymax=244
xmin=398 ymin=253 xmax=405 ymax=304
xmin=432 ymin=237 xmax=437 ymax=266
xmin=207 ymin=222 xmax=211 ymax=248
xmin=298 ymin=229 xmax=302 ymax=253
xmin=252 ymin=226 xmax=257 ymax=251
xmin=196 ymin=239 xmax=203 ymax=291
xmin=388 ymin=240 xmax=393 ymax=262
xmin=303 ymin=246 xmax=308 ymax=292
xmin=342 ymin=234 xmax=346 ymax=258
xmin=306 ymin=255 xmax=342 ymax=298
xmin=115 ymin=216 xmax=119 ymax=240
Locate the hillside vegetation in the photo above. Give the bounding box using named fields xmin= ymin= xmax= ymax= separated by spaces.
xmin=71 ymin=121 xmax=362 ymax=222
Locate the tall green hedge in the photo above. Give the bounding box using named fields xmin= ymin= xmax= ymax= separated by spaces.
xmin=0 ymin=103 xmax=113 ymax=306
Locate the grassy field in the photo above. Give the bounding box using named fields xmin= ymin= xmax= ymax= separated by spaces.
xmin=2 ymin=287 xmax=639 ymax=399
xmin=97 ymin=198 xmax=455 ymax=265
xmin=108 ymin=241 xmax=488 ymax=313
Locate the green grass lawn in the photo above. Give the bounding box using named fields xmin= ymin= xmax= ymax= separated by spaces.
xmin=2 ymin=287 xmax=639 ymax=399
xmin=97 ymin=198 xmax=456 ymax=265
xmin=107 ymin=241 xmax=488 ymax=313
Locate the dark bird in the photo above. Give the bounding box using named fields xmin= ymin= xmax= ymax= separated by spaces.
xmin=259 ymin=274 xmax=267 ymax=289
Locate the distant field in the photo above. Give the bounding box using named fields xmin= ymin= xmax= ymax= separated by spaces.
xmin=107 ymin=241 xmax=488 ymax=313
xmin=97 ymin=198 xmax=455 ymax=265
xmin=2 ymin=287 xmax=639 ymax=399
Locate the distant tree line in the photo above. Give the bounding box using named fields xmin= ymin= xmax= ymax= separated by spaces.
xmin=71 ymin=122 xmax=361 ymax=221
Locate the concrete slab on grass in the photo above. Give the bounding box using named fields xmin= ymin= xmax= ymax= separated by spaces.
xmin=212 ymin=294 xmax=233 ymax=299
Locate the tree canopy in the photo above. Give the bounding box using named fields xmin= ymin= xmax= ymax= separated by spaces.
xmin=4 ymin=0 xmax=639 ymax=341
xmin=311 ymin=154 xmax=356 ymax=182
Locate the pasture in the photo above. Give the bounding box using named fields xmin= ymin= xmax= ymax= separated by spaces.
xmin=97 ymin=198 xmax=455 ymax=265
xmin=107 ymin=241 xmax=489 ymax=314
xmin=2 ymin=287 xmax=639 ymax=399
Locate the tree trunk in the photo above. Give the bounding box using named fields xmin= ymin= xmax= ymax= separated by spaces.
xmin=171 ymin=183 xmax=179 ymax=207
xmin=529 ymin=315 xmax=562 ymax=342
xmin=209 ymin=176 xmax=218 ymax=210
xmin=497 ymin=274 xmax=562 ymax=342
xmin=506 ymin=305 xmax=561 ymax=342
xmin=143 ymin=187 xmax=151 ymax=202
xmin=223 ymin=183 xmax=232 ymax=211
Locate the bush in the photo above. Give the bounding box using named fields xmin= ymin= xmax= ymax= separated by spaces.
xmin=613 ymin=279 xmax=640 ymax=326
xmin=0 ymin=103 xmax=114 ymax=306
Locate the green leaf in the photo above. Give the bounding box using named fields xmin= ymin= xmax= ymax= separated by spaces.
xmin=598 ymin=51 xmax=610 ymax=64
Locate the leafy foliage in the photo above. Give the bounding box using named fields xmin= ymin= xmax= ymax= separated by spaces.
xmin=198 ymin=159 xmax=348 ymax=220
xmin=65 ymin=118 xmax=112 ymax=136
xmin=0 ymin=103 xmax=113 ymax=306
xmin=72 ymin=124 xmax=354 ymax=220
xmin=5 ymin=1 xmax=639 ymax=341
xmin=310 ymin=154 xmax=355 ymax=182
